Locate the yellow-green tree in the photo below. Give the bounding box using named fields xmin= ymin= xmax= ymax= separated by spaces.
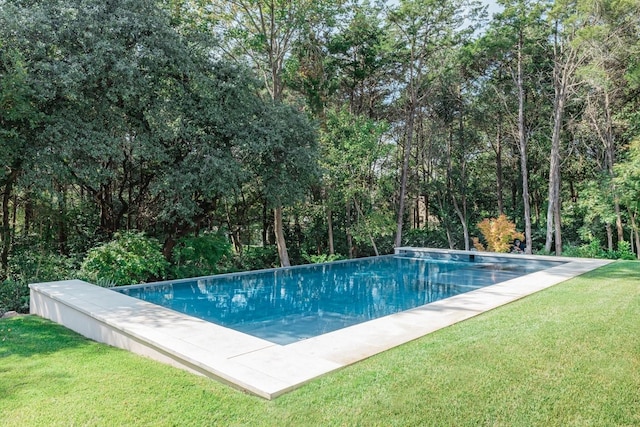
xmin=475 ymin=214 xmax=525 ymax=253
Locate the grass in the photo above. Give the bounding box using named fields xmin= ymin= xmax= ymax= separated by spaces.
xmin=1 ymin=261 xmax=639 ymax=426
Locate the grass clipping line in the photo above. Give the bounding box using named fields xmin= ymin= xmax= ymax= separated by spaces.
xmin=1 ymin=261 xmax=639 ymax=426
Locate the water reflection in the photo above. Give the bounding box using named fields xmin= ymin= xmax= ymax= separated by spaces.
xmin=116 ymin=255 xmax=563 ymax=344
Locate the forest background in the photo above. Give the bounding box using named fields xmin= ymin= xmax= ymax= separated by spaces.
xmin=1 ymin=0 xmax=639 ymax=313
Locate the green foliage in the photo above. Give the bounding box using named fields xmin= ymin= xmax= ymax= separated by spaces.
xmin=170 ymin=233 xmax=232 ymax=279
xmin=301 ymin=251 xmax=346 ymax=264
xmin=1 ymin=0 xmax=639 ymax=279
xmin=563 ymin=240 xmax=635 ymax=260
xmin=615 ymin=241 xmax=636 ymax=260
xmin=80 ymin=232 xmax=168 ymax=286
xmin=0 ymin=279 xmax=29 ymax=315
xmin=8 ymin=241 xmax=79 ymax=283
xmin=0 ymin=239 xmax=80 ymax=315
xmin=231 ymin=246 xmax=279 ymax=272
xmin=321 ymin=106 xmax=393 ymax=254
xmin=401 ymin=228 xmax=451 ymax=249
xmin=249 ymin=102 xmax=320 ymax=209
xmin=563 ymin=240 xmax=608 ymax=259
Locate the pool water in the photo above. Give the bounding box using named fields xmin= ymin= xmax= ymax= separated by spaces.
xmin=115 ymin=254 xmax=563 ymax=345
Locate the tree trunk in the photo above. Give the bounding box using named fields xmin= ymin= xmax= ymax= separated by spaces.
xmin=354 ymin=200 xmax=379 ymax=256
xmin=57 ymin=184 xmax=68 ymax=255
xmin=545 ymin=82 xmax=564 ymax=254
xmin=262 ymin=200 xmax=271 ymax=246
xmin=24 ymin=198 xmax=33 ymax=236
xmin=554 ymin=201 xmax=562 ymax=255
xmin=605 ymin=223 xmax=613 ymax=251
xmin=346 ymin=201 xmax=354 ymax=258
xmin=614 ymin=201 xmax=624 ymax=244
xmin=496 ymin=125 xmax=504 ymax=215
xmin=162 ymin=236 xmax=178 ymax=262
xmin=11 ymin=194 xmax=17 ymax=234
xmin=394 ymin=107 xmax=415 ymax=248
xmin=1 ymin=171 xmax=18 ymax=272
xmin=274 ymin=206 xmax=290 ymax=267
xmin=629 ymin=209 xmax=640 ymax=259
xmin=452 ymin=198 xmax=469 ymax=251
xmin=327 ymin=207 xmax=334 ymax=255
xmin=226 ymin=204 xmax=242 ymax=254
xmin=445 ymin=225 xmax=454 ymax=249
xmin=516 ymin=31 xmax=533 ymax=254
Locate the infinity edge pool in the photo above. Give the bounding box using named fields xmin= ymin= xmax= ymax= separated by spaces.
xmin=29 ymin=248 xmax=611 ymax=399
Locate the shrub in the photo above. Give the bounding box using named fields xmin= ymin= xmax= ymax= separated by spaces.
xmin=8 ymin=247 xmax=79 ymax=283
xmin=230 ymin=246 xmax=279 ymax=271
xmin=0 ymin=279 xmax=30 ymax=315
xmin=1 ymin=240 xmax=80 ymax=315
xmin=170 ymin=233 xmax=232 ymax=279
xmin=80 ymin=231 xmax=168 ymax=286
xmin=475 ymin=214 xmax=525 ymax=253
xmin=563 ymin=240 xmax=606 ymax=258
xmin=302 ymin=251 xmax=346 ymax=264
xmin=563 ymin=239 xmax=636 ymax=260
xmin=402 ymin=228 xmax=450 ymax=249
xmin=614 ymin=241 xmax=636 ymax=260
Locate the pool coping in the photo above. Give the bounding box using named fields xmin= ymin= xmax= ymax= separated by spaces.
xmin=29 ymin=248 xmax=612 ymax=399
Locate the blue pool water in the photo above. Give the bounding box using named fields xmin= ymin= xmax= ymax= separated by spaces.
xmin=115 ymin=253 xmax=564 ymax=345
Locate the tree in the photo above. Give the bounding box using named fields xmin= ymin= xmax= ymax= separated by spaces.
xmin=475 ymin=214 xmax=525 ymax=252
xmin=320 ymin=107 xmax=391 ymax=257
xmin=614 ymin=139 xmax=640 ymax=258
xmin=211 ymin=0 xmax=340 ymax=266
xmin=0 ymin=45 xmax=41 ymax=272
xmin=0 ymin=0 xmax=317 ymax=266
xmin=573 ymin=0 xmax=640 ymax=250
xmin=387 ymin=0 xmax=478 ymax=249
xmin=544 ymin=0 xmax=586 ymax=254
xmin=484 ymin=0 xmax=550 ymax=254
xmin=246 ymin=102 xmax=320 ymax=266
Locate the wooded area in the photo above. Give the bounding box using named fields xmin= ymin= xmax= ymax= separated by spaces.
xmin=1 ymin=0 xmax=639 ymax=310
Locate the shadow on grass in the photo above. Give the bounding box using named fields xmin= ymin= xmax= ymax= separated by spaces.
xmin=0 ymin=315 xmax=89 ymax=359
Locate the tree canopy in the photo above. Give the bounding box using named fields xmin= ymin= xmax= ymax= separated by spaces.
xmin=1 ymin=0 xmax=639 ymax=309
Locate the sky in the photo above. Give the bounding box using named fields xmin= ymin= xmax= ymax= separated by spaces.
xmin=485 ymin=0 xmax=504 ymax=18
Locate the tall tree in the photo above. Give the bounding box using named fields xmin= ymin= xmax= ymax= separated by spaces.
xmin=544 ymin=0 xmax=585 ymax=254
xmin=574 ymin=0 xmax=640 ymax=249
xmin=0 ymin=45 xmax=40 ymax=271
xmin=211 ymin=0 xmax=340 ymax=266
xmin=320 ymin=107 xmax=391 ymax=257
xmin=387 ymin=0 xmax=476 ymax=249
xmin=486 ymin=0 xmax=549 ymax=254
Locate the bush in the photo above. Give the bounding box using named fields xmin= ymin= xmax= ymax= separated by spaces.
xmin=563 ymin=240 xmax=636 ymax=260
xmin=80 ymin=231 xmax=168 ymax=286
xmin=563 ymin=240 xmax=607 ymax=259
xmin=401 ymin=228 xmax=450 ymax=249
xmin=8 ymin=245 xmax=79 ymax=283
xmin=170 ymin=233 xmax=232 ymax=279
xmin=302 ymin=251 xmax=346 ymax=264
xmin=0 ymin=279 xmax=30 ymax=315
xmin=475 ymin=214 xmax=525 ymax=253
xmin=230 ymin=246 xmax=279 ymax=271
xmin=613 ymin=241 xmax=636 ymax=260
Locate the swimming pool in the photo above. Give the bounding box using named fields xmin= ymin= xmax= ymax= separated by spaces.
xmin=30 ymin=248 xmax=610 ymax=398
xmin=115 ymin=252 xmax=564 ymax=345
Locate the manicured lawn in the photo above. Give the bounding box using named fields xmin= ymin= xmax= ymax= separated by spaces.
xmin=1 ymin=261 xmax=639 ymax=426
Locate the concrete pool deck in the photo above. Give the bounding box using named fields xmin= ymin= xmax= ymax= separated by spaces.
xmin=29 ymin=249 xmax=611 ymax=399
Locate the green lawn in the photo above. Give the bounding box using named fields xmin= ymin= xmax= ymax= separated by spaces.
xmin=2 ymin=261 xmax=639 ymax=426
